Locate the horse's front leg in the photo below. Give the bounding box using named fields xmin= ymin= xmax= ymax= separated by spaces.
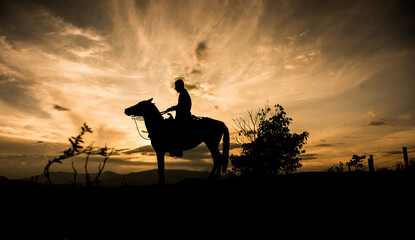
xmin=156 ymin=151 xmax=165 ymax=185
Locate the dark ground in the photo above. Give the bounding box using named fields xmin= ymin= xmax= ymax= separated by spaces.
xmin=2 ymin=171 xmax=414 ymax=239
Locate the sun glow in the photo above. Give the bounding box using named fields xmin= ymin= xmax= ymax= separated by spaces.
xmin=0 ymin=0 xmax=414 ymax=178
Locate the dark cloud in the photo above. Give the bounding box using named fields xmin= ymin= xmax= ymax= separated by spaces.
xmin=165 ymin=160 xmax=211 ymax=170
xmin=0 ymin=74 xmax=50 ymax=118
xmin=53 ymin=104 xmax=70 ymax=111
xmin=368 ymin=120 xmax=387 ymax=126
xmin=0 ymin=0 xmax=109 ymax=65
xmin=185 ymin=83 xmax=200 ymax=91
xmin=259 ymin=0 xmax=415 ymax=63
xmin=381 ymin=150 xmax=403 ymax=156
xmin=122 ymin=142 xmax=240 ymax=163
xmin=194 ymin=41 xmax=207 ymax=63
xmin=123 ymin=144 xmax=212 ymax=161
xmin=114 ymin=148 xmax=129 ymax=152
xmin=181 ymin=144 xmax=211 ymax=161
xmin=301 ymin=154 xmax=319 ymax=161
xmin=122 ymin=145 xmax=155 ymax=156
xmin=0 ymin=1 xmax=63 ymax=51
xmin=82 ymin=156 xmax=155 ymax=167
xmin=182 ymin=142 xmax=241 ymax=162
xmin=314 ymin=143 xmax=344 ymax=147
xmin=170 ymin=79 xmax=201 ymax=92
xmin=190 ymin=69 xmax=202 ymax=75
xmin=314 ymin=144 xmax=333 ymax=147
xmin=8 ymin=0 xmax=113 ymax=34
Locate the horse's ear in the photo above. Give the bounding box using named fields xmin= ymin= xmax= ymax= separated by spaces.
xmin=147 ymin=98 xmax=153 ymax=102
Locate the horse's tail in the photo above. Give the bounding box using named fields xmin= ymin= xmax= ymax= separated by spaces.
xmin=221 ymin=122 xmax=230 ymax=173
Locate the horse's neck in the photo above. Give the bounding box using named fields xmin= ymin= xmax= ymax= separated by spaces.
xmin=143 ymin=106 xmax=163 ymax=136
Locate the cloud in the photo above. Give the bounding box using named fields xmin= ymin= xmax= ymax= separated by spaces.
xmin=381 ymin=150 xmax=402 ymax=155
xmin=194 ymin=41 xmax=207 ymax=62
xmin=122 ymin=145 xmax=155 ymax=156
xmin=301 ymin=154 xmax=319 ymax=161
xmin=368 ymin=120 xmax=387 ymax=126
xmin=0 ymin=73 xmax=50 ymax=118
xmin=184 ymin=83 xmax=200 ymax=91
xmin=314 ymin=143 xmax=344 ymax=147
xmin=0 ymin=0 xmax=414 ymax=176
xmin=122 ymin=142 xmax=240 ymax=162
xmin=314 ymin=144 xmax=333 ymax=147
xmin=123 ymin=144 xmax=212 ymax=161
xmin=53 ymin=104 xmax=70 ymax=111
xmin=190 ymin=69 xmax=202 ymax=75
xmin=170 ymin=79 xmax=201 ymax=92
xmin=194 ymin=41 xmax=208 ymax=64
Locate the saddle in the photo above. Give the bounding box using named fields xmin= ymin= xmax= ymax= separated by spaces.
xmin=163 ymin=114 xmax=202 ymax=133
xmin=164 ymin=113 xmax=201 ymax=121
xmin=162 ymin=114 xmax=203 ymax=156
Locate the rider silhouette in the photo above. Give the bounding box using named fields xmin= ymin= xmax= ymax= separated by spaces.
xmin=161 ymin=79 xmax=192 ymax=157
xmin=162 ymin=79 xmax=192 ymax=120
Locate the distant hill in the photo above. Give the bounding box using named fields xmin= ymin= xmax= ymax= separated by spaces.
xmin=20 ymin=169 xmax=211 ymax=186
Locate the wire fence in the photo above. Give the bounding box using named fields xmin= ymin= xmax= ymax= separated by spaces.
xmin=368 ymin=146 xmax=415 ymax=170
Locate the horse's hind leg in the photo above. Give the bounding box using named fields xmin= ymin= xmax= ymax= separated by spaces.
xmin=207 ymin=160 xmax=218 ymax=182
xmin=206 ymin=143 xmax=222 ymax=181
xmin=156 ymin=151 xmax=165 ymax=185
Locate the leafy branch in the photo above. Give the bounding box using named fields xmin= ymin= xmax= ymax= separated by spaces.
xmin=44 ymin=123 xmax=92 ymax=185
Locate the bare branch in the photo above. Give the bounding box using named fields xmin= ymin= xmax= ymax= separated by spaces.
xmin=91 ymin=145 xmax=114 ymax=186
xmin=84 ymin=143 xmax=94 ymax=187
xmin=71 ymin=161 xmax=77 ymax=186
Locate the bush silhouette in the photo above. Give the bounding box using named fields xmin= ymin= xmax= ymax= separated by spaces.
xmin=230 ymin=104 xmax=308 ymax=176
xmin=324 ymin=162 xmax=345 ymax=173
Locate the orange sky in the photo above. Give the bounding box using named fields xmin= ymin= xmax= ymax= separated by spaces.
xmin=1 ymin=0 xmax=414 ymax=178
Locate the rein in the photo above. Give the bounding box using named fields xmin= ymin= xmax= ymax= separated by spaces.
xmin=131 ymin=116 xmax=151 ymax=141
xmin=131 ymin=111 xmax=168 ymax=141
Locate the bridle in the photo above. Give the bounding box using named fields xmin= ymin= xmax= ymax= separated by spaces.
xmin=131 ymin=111 xmax=169 ymax=141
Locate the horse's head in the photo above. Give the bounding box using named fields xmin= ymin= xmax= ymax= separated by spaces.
xmin=124 ymin=98 xmax=154 ymax=117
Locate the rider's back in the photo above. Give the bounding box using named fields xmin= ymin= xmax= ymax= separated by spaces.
xmin=176 ymin=89 xmax=192 ymax=121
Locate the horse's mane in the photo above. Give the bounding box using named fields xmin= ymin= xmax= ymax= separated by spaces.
xmin=147 ymin=102 xmax=163 ymax=121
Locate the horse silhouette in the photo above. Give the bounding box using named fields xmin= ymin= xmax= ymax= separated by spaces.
xmin=125 ymin=98 xmax=229 ymax=185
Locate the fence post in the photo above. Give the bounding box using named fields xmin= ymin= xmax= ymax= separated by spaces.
xmin=403 ymin=147 xmax=409 ymax=170
xmin=368 ymin=155 xmax=374 ymax=172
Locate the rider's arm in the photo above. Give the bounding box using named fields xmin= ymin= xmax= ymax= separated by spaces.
xmin=163 ymin=105 xmax=177 ymax=113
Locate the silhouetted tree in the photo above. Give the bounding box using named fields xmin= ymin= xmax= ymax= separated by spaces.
xmin=346 ymin=155 xmax=366 ymax=172
xmin=232 ymin=109 xmax=261 ymax=145
xmin=230 ymin=104 xmax=309 ymax=176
